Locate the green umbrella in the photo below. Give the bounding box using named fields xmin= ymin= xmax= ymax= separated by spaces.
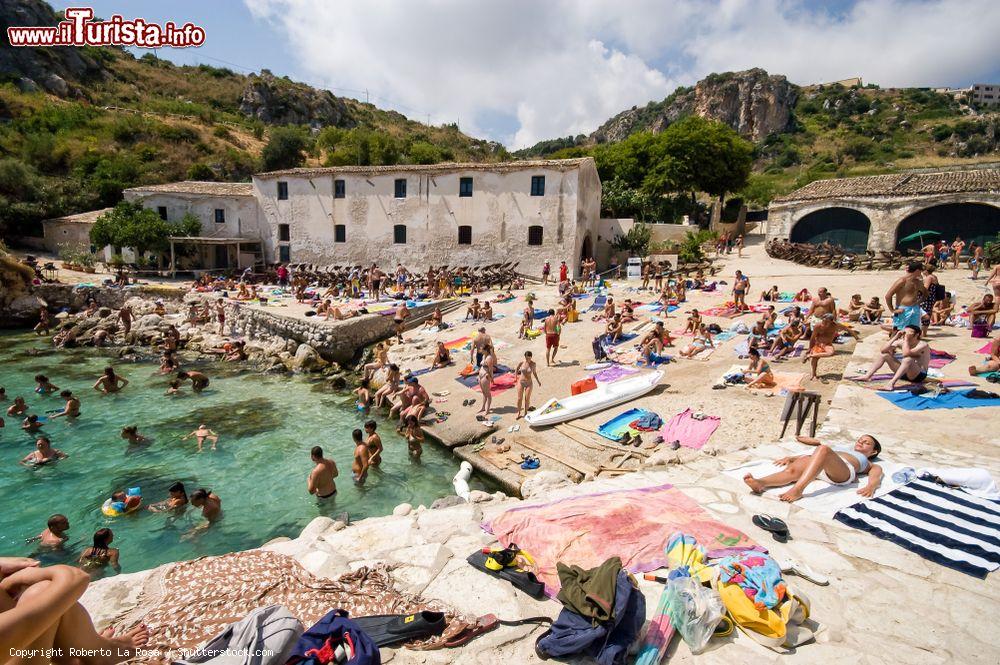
xmin=898 ymin=230 xmax=941 ymax=243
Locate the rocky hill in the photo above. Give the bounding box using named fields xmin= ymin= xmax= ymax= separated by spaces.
xmin=0 ymin=0 xmax=505 ymax=237
xmin=593 ymin=69 xmax=796 ymax=143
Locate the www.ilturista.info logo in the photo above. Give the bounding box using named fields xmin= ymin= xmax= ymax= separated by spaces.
xmin=7 ymin=7 xmax=206 ymax=48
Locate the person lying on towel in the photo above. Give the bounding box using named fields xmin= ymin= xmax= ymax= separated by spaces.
xmin=743 ymin=434 xmax=883 ymax=503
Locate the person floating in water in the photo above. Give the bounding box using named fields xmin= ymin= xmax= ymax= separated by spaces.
xmin=93 ymin=366 xmax=128 ymax=394
xmin=352 ymin=429 xmax=370 ymax=485
xmin=29 ymin=514 xmax=70 ymax=549
xmin=307 ymin=446 xmax=338 ymax=499
xmin=120 ymin=426 xmax=149 ymax=447
xmin=34 ymin=374 xmax=58 ymax=395
xmin=78 ymin=528 xmax=121 ymax=574
xmin=20 ymin=437 xmax=67 ymax=466
xmin=181 ymin=424 xmax=219 ymax=452
xmin=148 ymin=482 xmax=189 ymax=513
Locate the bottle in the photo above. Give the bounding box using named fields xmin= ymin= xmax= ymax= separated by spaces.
xmin=892 ymin=467 xmax=916 ymax=484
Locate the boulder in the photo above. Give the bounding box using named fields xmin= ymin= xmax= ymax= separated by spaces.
xmin=291 ymin=343 xmax=326 ymax=372
xmin=1 ymin=294 xmax=47 ymax=325
xmin=520 ymin=471 xmax=573 ymax=498
xmin=392 ymin=503 xmax=412 ymax=516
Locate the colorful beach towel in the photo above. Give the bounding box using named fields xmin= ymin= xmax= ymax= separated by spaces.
xmin=660 ymin=408 xmax=720 ymax=450
xmin=877 ymin=389 xmax=1000 ymax=410
xmin=456 ymin=365 xmax=513 ymax=393
xmin=834 ymin=477 xmax=1000 ymax=578
xmin=484 ymin=484 xmax=755 ymax=596
xmin=977 ymin=342 xmax=995 ymax=355
xmin=443 ymin=336 xmax=472 ymax=352
xmin=591 ymin=365 xmax=639 ymax=383
xmin=597 ymin=407 xmax=652 ymax=441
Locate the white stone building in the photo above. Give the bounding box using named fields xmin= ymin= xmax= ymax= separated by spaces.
xmin=120 ymin=158 xmax=602 ymax=277
xmin=971 ymin=83 xmax=1000 ymax=106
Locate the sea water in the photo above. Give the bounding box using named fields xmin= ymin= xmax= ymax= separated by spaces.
xmin=0 ymin=332 xmax=488 ymax=574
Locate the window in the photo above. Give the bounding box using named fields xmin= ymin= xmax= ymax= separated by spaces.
xmin=458 ymin=225 xmax=472 ymax=245
xmin=334 ymin=224 xmax=346 ymax=243
xmin=334 ymin=179 xmax=345 ymax=198
xmin=156 ymin=206 xmax=167 ymax=220
xmin=527 ymin=225 xmax=543 ymax=245
xmin=277 ymin=181 xmax=288 ymax=200
xmin=393 ymin=225 xmax=407 ymax=244
xmin=530 ymin=175 xmax=545 ymax=196
xmin=459 ymin=177 xmax=473 ymax=197
xmin=394 ymin=178 xmax=407 ymax=198
xmin=278 ymin=245 xmax=290 ymax=262
xmin=278 ymin=224 xmax=290 ymax=242
xmin=214 ymin=208 xmax=225 ymax=224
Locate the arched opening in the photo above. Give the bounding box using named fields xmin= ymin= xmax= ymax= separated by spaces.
xmin=790 ymin=207 xmax=871 ymax=253
xmin=895 ymin=203 xmax=1000 ymax=252
xmin=580 ymin=234 xmax=593 ymax=262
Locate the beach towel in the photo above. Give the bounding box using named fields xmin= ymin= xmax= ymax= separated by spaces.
xmin=597 ymin=407 xmax=652 ymax=441
xmin=717 ymin=365 xmax=804 ymax=395
xmin=443 ymin=336 xmax=471 ymax=352
xmin=977 ymin=342 xmax=995 ymax=354
xmin=713 ymin=330 xmax=738 ymax=344
xmin=456 ymin=365 xmax=513 ymax=392
xmin=107 ymin=550 xmax=459 ymax=663
xmin=878 ymin=389 xmax=1000 ymax=410
xmin=701 ymin=304 xmax=740 ymax=318
xmin=916 ymin=467 xmax=1000 ymax=500
xmin=591 ymin=365 xmax=639 ymax=383
xmin=724 ymin=447 xmax=909 ymax=517
xmin=834 ymin=478 xmax=1000 ymax=578
xmin=847 ymin=373 xmax=977 ymax=392
xmin=660 ymin=409 xmax=720 ymax=450
xmin=534 ymin=308 xmax=549 ymax=320
xmin=484 ymin=484 xmax=755 ymax=596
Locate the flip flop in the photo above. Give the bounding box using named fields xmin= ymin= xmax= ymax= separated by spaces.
xmin=775 ymin=557 xmax=829 ymax=586
xmin=752 ymin=514 xmax=790 ymax=543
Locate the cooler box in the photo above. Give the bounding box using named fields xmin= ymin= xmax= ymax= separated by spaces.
xmin=571 ymin=377 xmax=597 ymax=395
xmin=567 ymin=309 xmax=580 ymax=323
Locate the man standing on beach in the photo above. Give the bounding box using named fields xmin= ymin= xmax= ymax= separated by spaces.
xmin=307 ymin=446 xmax=338 ymax=499
xmin=559 ymin=260 xmax=568 ymax=283
xmin=471 ymin=326 xmax=493 ymax=368
xmin=543 ymin=309 xmax=561 ymax=366
xmin=118 ymin=305 xmax=133 ymax=335
xmin=884 ymin=262 xmax=928 ymax=334
xmin=393 ymin=301 xmax=409 ymax=343
xmin=805 ymin=287 xmax=836 ymax=332
xmin=542 ymin=260 xmax=551 ymax=285
xmin=802 ymin=314 xmax=839 ymax=381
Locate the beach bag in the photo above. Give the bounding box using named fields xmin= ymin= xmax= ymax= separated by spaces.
xmin=712 ymin=556 xmax=813 ymax=653
xmin=592 ymin=336 xmax=608 ymax=361
xmin=971 ymin=322 xmax=989 ymax=338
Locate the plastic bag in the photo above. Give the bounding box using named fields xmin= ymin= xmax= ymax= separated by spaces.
xmin=664 ymin=571 xmax=724 ymax=654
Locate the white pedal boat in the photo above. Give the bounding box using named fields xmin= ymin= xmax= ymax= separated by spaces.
xmin=524 ymin=370 xmax=664 ymax=428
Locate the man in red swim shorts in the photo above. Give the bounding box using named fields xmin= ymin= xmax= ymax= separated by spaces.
xmin=543 ymin=309 xmax=561 ymax=366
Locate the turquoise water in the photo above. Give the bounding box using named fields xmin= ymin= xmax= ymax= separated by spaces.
xmin=0 ymin=332 xmax=486 ymax=574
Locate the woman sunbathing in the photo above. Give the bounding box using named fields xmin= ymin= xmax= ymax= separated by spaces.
xmin=744 ymin=434 xmax=883 ymax=503
xmin=678 ymin=325 xmax=714 ymax=358
xmin=744 ymin=348 xmax=775 ymax=388
xmin=793 ymin=288 xmax=811 ymax=303
xmin=930 ymin=293 xmax=954 ymax=325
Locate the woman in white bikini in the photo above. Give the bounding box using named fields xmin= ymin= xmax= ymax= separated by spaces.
xmin=744 ymin=434 xmax=883 ymax=503
xmin=514 ymin=351 xmax=541 ymax=419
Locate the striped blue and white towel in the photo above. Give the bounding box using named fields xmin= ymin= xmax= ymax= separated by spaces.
xmin=834 ymin=477 xmax=1000 ymax=578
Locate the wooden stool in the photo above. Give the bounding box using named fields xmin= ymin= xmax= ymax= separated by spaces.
xmin=780 ymin=390 xmax=821 ymax=438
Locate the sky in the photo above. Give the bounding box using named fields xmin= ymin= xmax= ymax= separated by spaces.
xmin=82 ymin=0 xmax=1000 ymax=148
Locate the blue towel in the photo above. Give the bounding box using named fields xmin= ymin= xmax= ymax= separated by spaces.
xmin=455 ymin=364 xmax=512 ymax=388
xmin=598 ymin=408 xmax=652 ymax=441
xmin=877 ymin=389 xmax=1000 ymax=411
xmin=534 ymin=308 xmax=550 ymax=320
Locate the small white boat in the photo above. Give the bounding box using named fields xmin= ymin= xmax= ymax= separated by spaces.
xmin=525 ymin=370 xmax=664 ymax=428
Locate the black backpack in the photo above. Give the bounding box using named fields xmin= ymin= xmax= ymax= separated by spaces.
xmin=592 ymin=336 xmax=608 ymax=361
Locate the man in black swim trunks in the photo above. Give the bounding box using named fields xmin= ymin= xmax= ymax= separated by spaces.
xmin=307 ymin=446 xmax=338 ymax=499
xmin=393 ymin=301 xmax=410 ymax=343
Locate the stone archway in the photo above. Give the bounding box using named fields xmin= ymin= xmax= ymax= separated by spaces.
xmin=790 ymin=207 xmax=871 ymax=253
xmin=580 ymin=233 xmax=593 ymax=262
xmin=895 ymin=202 xmax=1000 ymax=251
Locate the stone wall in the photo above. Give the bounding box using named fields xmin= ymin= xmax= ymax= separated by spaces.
xmin=231 ymin=302 xmax=438 ymax=364
xmin=767 ymin=192 xmax=1000 ymax=251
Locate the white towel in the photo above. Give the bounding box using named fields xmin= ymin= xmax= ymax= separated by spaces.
xmin=916 ymin=467 xmax=1000 ymax=500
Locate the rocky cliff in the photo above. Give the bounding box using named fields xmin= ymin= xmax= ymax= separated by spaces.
xmin=592 ymin=68 xmax=797 ymax=143
xmin=239 ymin=71 xmax=357 ymax=129
xmin=0 ymin=0 xmax=112 ymax=97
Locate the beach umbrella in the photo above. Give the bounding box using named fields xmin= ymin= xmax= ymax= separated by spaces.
xmin=898 ymin=230 xmax=941 ymax=244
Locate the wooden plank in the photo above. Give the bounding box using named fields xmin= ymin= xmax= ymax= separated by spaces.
xmin=514 ymin=435 xmax=596 ymax=477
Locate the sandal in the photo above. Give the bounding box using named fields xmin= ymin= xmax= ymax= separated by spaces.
xmin=752 ymin=514 xmax=790 ymax=543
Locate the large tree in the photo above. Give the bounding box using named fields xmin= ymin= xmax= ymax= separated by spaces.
xmin=90 ymin=201 xmax=201 ymax=255
xmin=261 ymin=126 xmax=310 ymax=171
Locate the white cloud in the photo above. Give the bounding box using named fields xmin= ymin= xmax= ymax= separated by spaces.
xmin=244 ymin=0 xmax=1000 ymax=147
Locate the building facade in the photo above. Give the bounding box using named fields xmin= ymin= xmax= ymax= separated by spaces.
xmin=971 ymin=84 xmax=1000 ymax=106
xmin=119 ymin=158 xmax=602 ymax=276
xmin=766 ymin=169 xmax=1000 ymax=253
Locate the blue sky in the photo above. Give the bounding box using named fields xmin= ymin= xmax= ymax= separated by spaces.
xmin=81 ymin=1 xmax=1000 ymax=147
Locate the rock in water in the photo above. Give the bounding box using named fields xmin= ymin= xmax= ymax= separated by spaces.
xmin=290 ymin=343 xmax=326 ymax=372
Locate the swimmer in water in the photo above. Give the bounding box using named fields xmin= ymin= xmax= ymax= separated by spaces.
xmin=21 ymin=414 xmax=44 ymax=434
xmin=34 ymin=374 xmax=59 ymax=395
xmin=20 ymin=437 xmax=68 ymax=466
xmin=176 ymin=370 xmax=209 ymax=393
xmin=398 ymin=414 xmax=424 ymax=458
xmin=49 ymin=390 xmax=80 ymax=419
xmin=181 ymin=424 xmax=219 ymax=452
xmin=364 ymin=420 xmax=383 ymax=467
xmin=351 ymin=429 xmax=369 ymax=485
xmin=28 ymin=514 xmax=70 ymax=549
xmin=120 ymin=425 xmax=148 ymax=447
xmin=190 ymin=488 xmax=222 ymax=522
xmin=148 ymin=482 xmax=189 ymax=513
xmin=164 ymin=379 xmax=182 ymax=396
xmin=93 ymin=366 xmax=128 ymax=394
xmin=354 ymin=378 xmax=373 ymax=414
xmin=78 ymin=528 xmax=121 ymax=573
xmin=307 ymin=446 xmax=338 ymax=499
xmin=7 ymin=396 xmax=28 ymax=416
